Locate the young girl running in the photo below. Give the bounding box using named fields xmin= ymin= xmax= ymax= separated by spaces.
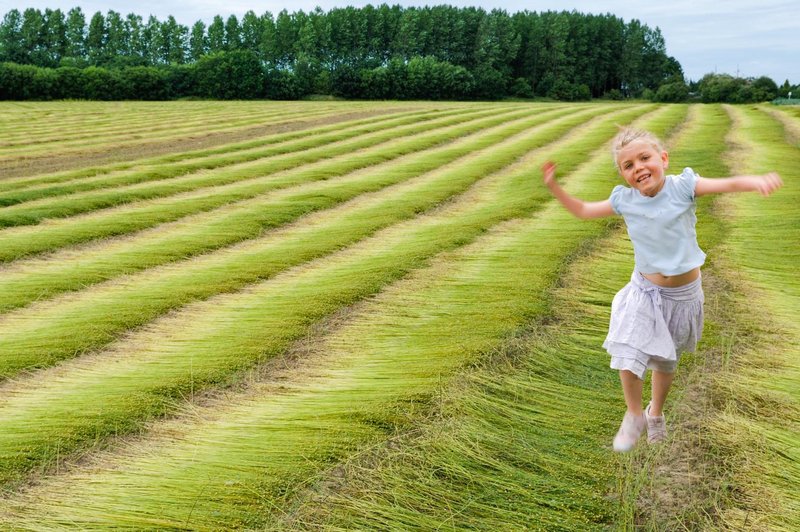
xmin=541 ymin=127 xmax=782 ymax=452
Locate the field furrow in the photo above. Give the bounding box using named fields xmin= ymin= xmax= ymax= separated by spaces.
xmin=0 ymin=104 xmax=681 ymax=525
xmin=0 ymin=101 xmax=660 ymax=490
xmin=0 ymin=105 xmax=605 ymax=377
xmin=0 ymin=104 xmax=343 ymax=156
xmin=703 ymin=104 xmax=799 ymax=529
xmin=273 ymin=105 xmax=748 ymax=531
xmin=0 ymin=107 xmax=529 ymax=260
xmin=0 ymin=106 xmax=594 ymax=314
xmin=0 ymin=107 xmax=436 ymax=199
xmin=0 ymin=107 xmax=485 ymax=225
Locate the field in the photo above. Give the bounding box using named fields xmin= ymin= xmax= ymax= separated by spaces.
xmin=0 ymin=100 xmax=797 ymax=530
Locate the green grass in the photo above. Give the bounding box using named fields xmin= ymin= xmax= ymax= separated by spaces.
xmin=0 ymin=102 xmax=796 ymax=530
xmin=0 ymin=105 xmax=588 ymax=316
xmin=0 ymin=107 xmax=434 ymax=201
xmin=0 ymin=104 xmax=684 ymax=527
xmin=0 ymin=107 xmax=486 ymax=225
xmin=0 ymin=107 xmax=527 ymax=261
xmin=0 ymin=104 xmax=658 ymax=494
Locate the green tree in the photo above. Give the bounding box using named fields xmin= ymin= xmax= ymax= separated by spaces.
xmin=240 ymin=11 xmax=262 ymax=53
xmin=160 ymin=15 xmax=187 ymax=64
xmin=20 ymin=8 xmax=47 ymax=66
xmin=0 ymin=9 xmax=25 ymax=63
xmin=43 ymin=9 xmax=67 ymax=67
xmin=64 ymin=7 xmax=86 ymax=63
xmin=86 ymin=11 xmax=106 ymax=65
xmin=207 ymin=15 xmax=225 ymax=53
xmin=189 ymin=20 xmax=207 ymax=61
xmin=105 ymin=10 xmax=128 ymax=64
xmin=224 ymin=15 xmax=242 ymax=50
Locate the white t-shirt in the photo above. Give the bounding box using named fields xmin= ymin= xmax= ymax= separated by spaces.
xmin=609 ymin=167 xmax=706 ymax=275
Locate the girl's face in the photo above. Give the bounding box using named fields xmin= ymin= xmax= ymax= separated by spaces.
xmin=616 ymin=140 xmax=669 ymax=197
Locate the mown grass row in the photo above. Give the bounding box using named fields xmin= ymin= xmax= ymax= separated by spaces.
xmin=0 ymin=105 xmax=584 ymax=314
xmin=279 ymin=104 xmax=792 ymax=531
xmin=0 ymin=102 xmax=350 ymax=157
xmin=0 ymin=107 xmax=525 ymax=260
xmin=0 ymin=106 xmax=434 ymax=200
xmin=700 ymin=104 xmax=799 ymax=529
xmin=0 ymin=101 xmax=332 ymax=142
xmin=0 ymin=107 xmax=484 ymax=225
xmin=0 ymin=105 xmax=683 ymax=527
xmin=0 ymin=104 xmax=658 ymax=495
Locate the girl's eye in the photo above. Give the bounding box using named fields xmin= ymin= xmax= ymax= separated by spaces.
xmin=642 ymin=155 xmax=650 ymax=160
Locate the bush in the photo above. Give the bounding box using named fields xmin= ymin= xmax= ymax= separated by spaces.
xmin=194 ymin=51 xmax=265 ymax=99
xmin=654 ymin=81 xmax=689 ymax=103
xmin=548 ymin=79 xmax=591 ymax=101
xmin=510 ymin=77 xmax=533 ymax=98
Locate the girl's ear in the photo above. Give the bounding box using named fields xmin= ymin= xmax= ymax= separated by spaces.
xmin=661 ymin=150 xmax=669 ymax=169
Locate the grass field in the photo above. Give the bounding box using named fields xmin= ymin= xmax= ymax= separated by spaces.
xmin=0 ymin=101 xmax=796 ymax=530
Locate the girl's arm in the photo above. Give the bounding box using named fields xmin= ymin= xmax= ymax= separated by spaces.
xmin=695 ymin=172 xmax=783 ymax=197
xmin=542 ymin=161 xmax=616 ymax=219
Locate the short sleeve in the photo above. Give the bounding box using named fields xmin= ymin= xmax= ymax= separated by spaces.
xmin=609 ymin=185 xmax=626 ymax=214
xmin=673 ymin=167 xmax=700 ymax=200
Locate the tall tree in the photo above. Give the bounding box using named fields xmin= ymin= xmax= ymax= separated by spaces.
xmin=240 ymin=11 xmax=262 ymax=53
xmin=20 ymin=8 xmax=47 ymax=66
xmin=160 ymin=15 xmax=187 ymax=64
xmin=86 ymin=11 xmax=106 ymax=65
xmin=189 ymin=20 xmax=207 ymax=61
xmin=43 ymin=8 xmax=67 ymax=66
xmin=207 ymin=15 xmax=225 ymax=53
xmin=126 ymin=13 xmax=145 ymax=62
xmin=0 ymin=9 xmax=25 ymax=64
xmin=64 ymin=7 xmax=86 ymax=61
xmin=105 ymin=10 xmax=128 ymax=62
xmin=224 ymin=14 xmax=242 ymax=50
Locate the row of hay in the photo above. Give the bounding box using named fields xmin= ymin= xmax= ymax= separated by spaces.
xmin=0 ymin=104 xmax=681 ymax=527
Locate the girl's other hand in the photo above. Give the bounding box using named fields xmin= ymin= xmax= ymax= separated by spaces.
xmin=542 ymin=161 xmax=557 ymax=187
xmin=754 ymin=172 xmax=783 ymax=196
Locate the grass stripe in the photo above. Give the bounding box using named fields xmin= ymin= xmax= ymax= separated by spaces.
xmin=0 ymin=104 xmax=348 ymax=157
xmin=0 ymin=107 xmax=431 ymax=198
xmin=0 ymin=104 xmax=612 ymax=373
xmin=0 ymin=107 xmax=522 ymax=260
xmin=0 ymin=106 xmax=592 ymax=314
xmin=0 ymin=104 xmax=667 ymax=515
xmin=701 ymin=104 xmax=800 ymax=529
xmin=280 ymin=104 xmax=737 ymax=531
xmin=0 ymin=107 xmax=477 ymax=224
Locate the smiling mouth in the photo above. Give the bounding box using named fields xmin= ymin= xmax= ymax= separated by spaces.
xmin=637 ymin=174 xmax=650 ymax=183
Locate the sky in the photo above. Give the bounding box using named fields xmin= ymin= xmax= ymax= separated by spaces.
xmin=4 ymin=0 xmax=798 ymax=84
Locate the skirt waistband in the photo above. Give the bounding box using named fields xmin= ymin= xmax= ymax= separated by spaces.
xmin=631 ymin=270 xmax=702 ymax=302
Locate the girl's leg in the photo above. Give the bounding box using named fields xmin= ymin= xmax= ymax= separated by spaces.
xmin=614 ymin=370 xmax=646 ymax=451
xmin=649 ymin=369 xmax=675 ymax=416
xmin=619 ymin=370 xmax=643 ymax=414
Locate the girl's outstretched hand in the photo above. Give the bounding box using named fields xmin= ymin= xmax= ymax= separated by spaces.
xmin=753 ymin=172 xmax=783 ymax=196
xmin=542 ymin=161 xmax=557 ymax=187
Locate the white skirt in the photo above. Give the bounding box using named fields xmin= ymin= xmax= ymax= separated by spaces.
xmin=603 ymin=270 xmax=704 ymax=380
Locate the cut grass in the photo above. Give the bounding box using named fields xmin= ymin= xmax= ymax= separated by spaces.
xmin=0 ymin=107 xmax=483 ymax=225
xmin=701 ymin=104 xmax=800 ymax=529
xmin=0 ymin=106 xmax=526 ymax=260
xmin=0 ymin=106 xmax=437 ymax=201
xmin=0 ymin=105 xmax=585 ymax=314
xmin=0 ymin=104 xmax=660 ymax=493
xmin=0 ymin=104 xmax=684 ymax=527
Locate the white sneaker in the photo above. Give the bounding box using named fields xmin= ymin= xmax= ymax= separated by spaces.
xmin=613 ymin=411 xmax=646 ymax=452
xmin=645 ymin=403 xmax=667 ymax=444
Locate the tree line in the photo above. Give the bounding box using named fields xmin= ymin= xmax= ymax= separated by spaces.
xmin=0 ymin=5 xmax=793 ymax=102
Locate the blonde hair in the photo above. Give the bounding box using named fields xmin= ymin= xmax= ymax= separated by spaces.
xmin=610 ymin=127 xmax=664 ymax=169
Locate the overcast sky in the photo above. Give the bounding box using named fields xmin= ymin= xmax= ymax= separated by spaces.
xmin=4 ymin=0 xmax=798 ymax=84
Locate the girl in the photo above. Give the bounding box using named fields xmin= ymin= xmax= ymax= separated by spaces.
xmin=542 ymin=127 xmax=782 ymax=452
